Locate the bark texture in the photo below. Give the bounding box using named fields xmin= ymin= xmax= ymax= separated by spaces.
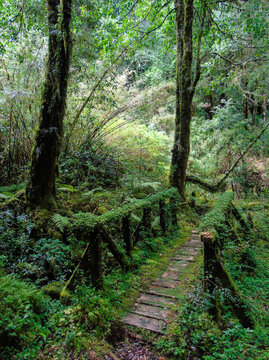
xmin=170 ymin=0 xmax=184 ymax=191
xmin=26 ymin=0 xmax=72 ymax=209
xmin=170 ymin=0 xmax=205 ymax=199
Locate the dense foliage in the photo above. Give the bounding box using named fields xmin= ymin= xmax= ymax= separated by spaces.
xmin=0 ymin=0 xmax=268 ymax=358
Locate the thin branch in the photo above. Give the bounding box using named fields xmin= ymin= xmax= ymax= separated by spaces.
xmin=136 ymin=8 xmax=175 ymax=36
xmin=117 ymin=0 xmax=140 ymax=23
xmin=63 ymin=47 xmax=127 ymax=154
xmin=187 ymin=122 xmax=269 ymax=192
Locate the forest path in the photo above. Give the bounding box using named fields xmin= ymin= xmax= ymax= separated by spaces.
xmin=105 ymin=230 xmax=202 ymax=359
xmin=121 ymin=230 xmax=202 ymax=334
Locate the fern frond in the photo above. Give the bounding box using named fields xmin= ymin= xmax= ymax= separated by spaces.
xmin=52 ymin=214 xmax=71 ymax=232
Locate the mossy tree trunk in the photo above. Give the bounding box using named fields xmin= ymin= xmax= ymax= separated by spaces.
xmin=170 ymin=0 xmax=205 ymax=200
xmin=26 ymin=0 xmax=72 ymax=209
xmin=176 ymin=0 xmax=194 ymax=200
xmin=170 ymin=0 xmax=184 ymax=192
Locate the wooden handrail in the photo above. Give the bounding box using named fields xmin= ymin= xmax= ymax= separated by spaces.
xmin=200 ymin=191 xmax=254 ymax=328
xmin=61 ymin=187 xmax=181 ymax=294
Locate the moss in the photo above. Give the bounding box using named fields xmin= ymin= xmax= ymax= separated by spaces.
xmin=71 ymin=187 xmax=180 ymax=231
xmin=43 ymin=282 xmax=70 ymax=302
xmin=96 ymin=206 xmax=108 ymax=215
xmin=199 ymin=191 xmax=234 ymax=232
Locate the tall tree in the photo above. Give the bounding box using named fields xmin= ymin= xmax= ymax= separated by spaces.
xmin=26 ymin=0 xmax=73 ymax=209
xmin=170 ymin=0 xmax=205 ymax=199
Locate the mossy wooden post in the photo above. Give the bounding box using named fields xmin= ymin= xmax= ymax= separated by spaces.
xmin=122 ymin=215 xmax=132 ymax=258
xmin=100 ymin=227 xmax=130 ymax=271
xmin=159 ymin=199 xmax=166 ymax=235
xmin=86 ymin=228 xmax=103 ymax=289
xmin=202 ymin=231 xmax=254 ymax=328
xmin=201 ymin=231 xmax=219 ymax=319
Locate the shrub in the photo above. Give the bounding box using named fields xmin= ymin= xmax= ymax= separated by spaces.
xmin=0 ymin=275 xmax=49 ymax=356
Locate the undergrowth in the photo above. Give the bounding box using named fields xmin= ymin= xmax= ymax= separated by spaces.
xmin=157 ymin=199 xmax=269 ymax=360
xmin=0 ymin=192 xmax=195 ymax=359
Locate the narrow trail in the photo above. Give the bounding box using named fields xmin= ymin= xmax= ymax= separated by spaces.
xmin=107 ymin=230 xmax=202 ymax=360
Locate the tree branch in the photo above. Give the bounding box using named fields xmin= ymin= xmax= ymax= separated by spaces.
xmin=187 ymin=122 xmax=269 ymax=192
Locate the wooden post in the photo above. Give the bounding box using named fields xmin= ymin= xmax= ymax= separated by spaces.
xmin=122 ymin=215 xmax=132 ymax=258
xmin=100 ymin=227 xmax=130 ymax=271
xmin=201 ymin=231 xmax=254 ymax=328
xmin=201 ymin=232 xmax=219 ymax=319
xmin=159 ymin=199 xmax=166 ymax=235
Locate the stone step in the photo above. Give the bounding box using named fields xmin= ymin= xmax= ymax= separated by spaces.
xmin=147 ymin=288 xmax=178 ymax=298
xmin=188 ymin=241 xmax=202 ymax=246
xmin=171 ymin=258 xmax=191 ymax=264
xmin=122 ymin=314 xmax=165 ymax=333
xmin=132 ymin=303 xmax=170 ymax=320
xmin=161 ymin=271 xmax=178 ymax=279
xmin=137 ymin=293 xmax=177 ymax=307
xmin=172 ymin=255 xmax=195 ymax=262
xmin=168 ymin=263 xmax=189 ymax=271
xmin=181 ymin=243 xmax=202 ymax=249
xmin=151 ymin=279 xmax=179 ymax=289
xmin=179 ymin=248 xmax=200 ymax=255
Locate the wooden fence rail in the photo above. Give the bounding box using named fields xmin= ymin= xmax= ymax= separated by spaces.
xmin=200 ymin=191 xmax=254 ymax=328
xmin=61 ymin=188 xmax=180 ymax=294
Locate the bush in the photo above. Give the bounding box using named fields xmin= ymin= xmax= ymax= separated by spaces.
xmin=157 ymin=284 xmax=268 ymax=359
xmin=0 ymin=275 xmax=49 ymax=356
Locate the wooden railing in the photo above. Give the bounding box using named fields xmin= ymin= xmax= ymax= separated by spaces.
xmin=200 ymin=191 xmax=254 ymax=328
xmin=61 ymin=188 xmax=180 ymax=293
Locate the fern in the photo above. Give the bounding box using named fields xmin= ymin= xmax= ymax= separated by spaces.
xmin=57 ymin=184 xmax=77 ymax=193
xmin=0 ymin=192 xmax=19 ymax=202
xmin=52 ymin=214 xmax=71 ymax=232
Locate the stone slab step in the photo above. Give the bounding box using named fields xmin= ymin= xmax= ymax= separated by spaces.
xmin=147 ymin=288 xmax=178 ymax=298
xmin=171 ymin=259 xmax=191 ymax=265
xmin=179 ymin=248 xmax=200 ymax=255
xmin=188 ymin=241 xmax=202 ymax=246
xmin=151 ymin=279 xmax=179 ymax=289
xmin=161 ymin=271 xmax=179 ymax=280
xmin=132 ymin=303 xmax=170 ymax=320
xmin=172 ymin=255 xmax=194 ymax=262
xmin=122 ymin=314 xmax=165 ymax=333
xmin=181 ymin=244 xmax=201 ymax=249
xmin=168 ymin=263 xmax=188 ymax=271
xmin=137 ymin=293 xmax=177 ymax=307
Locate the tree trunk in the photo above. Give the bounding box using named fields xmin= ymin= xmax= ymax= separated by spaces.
xmin=170 ymin=0 xmax=184 ymax=190
xmin=26 ymin=0 xmax=72 ymax=209
xmin=170 ymin=0 xmax=203 ymax=200
xmin=176 ymin=0 xmax=194 ymax=200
